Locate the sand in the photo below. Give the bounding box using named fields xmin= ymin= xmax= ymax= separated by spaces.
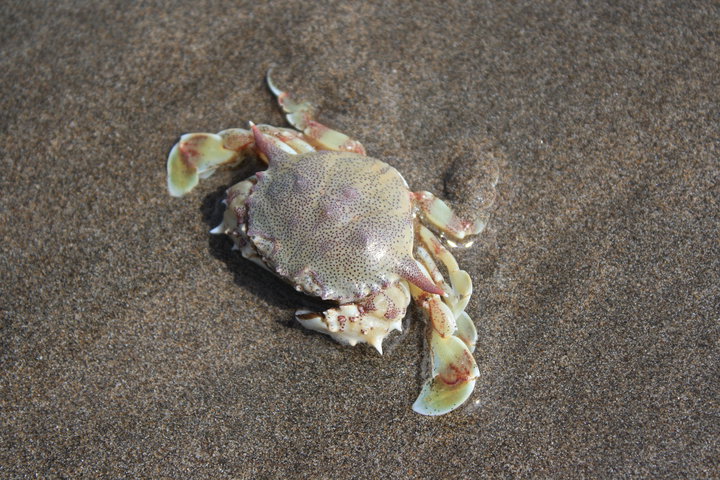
xmin=2 ymin=1 xmax=718 ymax=478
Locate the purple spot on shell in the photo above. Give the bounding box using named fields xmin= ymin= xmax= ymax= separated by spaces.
xmin=341 ymin=186 xmax=360 ymax=200
xmin=293 ymin=173 xmax=310 ymax=192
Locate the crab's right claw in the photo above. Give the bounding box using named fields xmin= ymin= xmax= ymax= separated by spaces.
xmin=167 ymin=130 xmax=253 ymax=197
xmin=412 ymin=330 xmax=479 ymax=416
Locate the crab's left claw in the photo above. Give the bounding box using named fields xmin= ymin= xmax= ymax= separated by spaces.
xmin=167 ymin=130 xmax=255 ymax=196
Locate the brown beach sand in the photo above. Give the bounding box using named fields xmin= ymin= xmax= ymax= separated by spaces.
xmin=1 ymin=1 xmax=718 ymax=478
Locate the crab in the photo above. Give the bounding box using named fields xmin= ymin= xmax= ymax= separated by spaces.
xmin=166 ymin=70 xmax=495 ymax=415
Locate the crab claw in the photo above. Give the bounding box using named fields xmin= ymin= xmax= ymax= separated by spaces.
xmin=167 ymin=130 xmax=253 ymax=196
xmin=412 ymin=329 xmax=479 ymax=416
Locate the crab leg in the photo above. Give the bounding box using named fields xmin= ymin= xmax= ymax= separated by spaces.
xmin=414 ymin=191 xmax=487 ymax=244
xmin=295 ymin=282 xmax=411 ymax=354
xmin=416 ymin=226 xmax=474 ymax=335
xmin=409 ymin=226 xmax=479 ymax=416
xmin=414 ymin=322 xmax=479 ymax=416
xmin=409 ymin=281 xmax=479 ymax=415
xmin=267 ymin=68 xmax=366 ymax=155
xmin=415 ymin=231 xmax=477 ymax=352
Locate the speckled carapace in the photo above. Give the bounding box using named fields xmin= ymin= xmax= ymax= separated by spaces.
xmin=248 ymin=148 xmax=442 ymax=303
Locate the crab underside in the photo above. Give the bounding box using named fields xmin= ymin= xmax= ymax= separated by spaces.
xmin=166 ymin=69 xmax=498 ymax=416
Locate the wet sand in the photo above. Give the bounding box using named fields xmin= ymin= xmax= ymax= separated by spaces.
xmin=2 ymin=2 xmax=718 ymax=478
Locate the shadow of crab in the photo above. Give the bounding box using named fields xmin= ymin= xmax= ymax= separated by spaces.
xmin=200 ymin=186 xmax=324 ymax=319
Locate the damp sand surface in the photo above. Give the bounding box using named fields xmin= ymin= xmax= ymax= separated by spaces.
xmin=2 ymin=2 xmax=718 ymax=478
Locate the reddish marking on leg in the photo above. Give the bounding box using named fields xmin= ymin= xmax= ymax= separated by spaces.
xmin=222 ymin=132 xmax=254 ymax=151
xmin=178 ymin=139 xmax=205 ymax=172
xmin=384 ymin=298 xmax=400 ymax=320
xmin=412 ymin=191 xmax=429 ymax=207
xmin=178 ymin=150 xmax=195 ymax=173
xmin=306 ymin=120 xmax=329 ymax=139
xmin=180 ymin=134 xmax=213 ymax=159
xmin=428 ymin=298 xmax=451 ymax=336
xmin=427 ymin=235 xmax=444 ymax=256
xmin=347 ymin=142 xmax=366 ymax=155
xmin=179 ymin=143 xmax=199 ymax=159
xmin=438 ymin=350 xmax=474 ymax=386
xmin=277 ymin=92 xmax=290 ymax=108
xmin=179 ymin=137 xmax=201 ymax=157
